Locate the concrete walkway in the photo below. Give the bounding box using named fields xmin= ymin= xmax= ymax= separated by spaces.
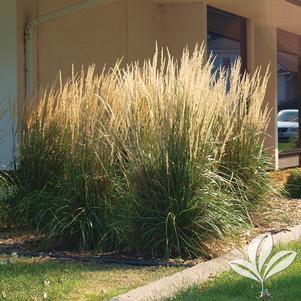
xmin=110 ymin=224 xmax=301 ymax=301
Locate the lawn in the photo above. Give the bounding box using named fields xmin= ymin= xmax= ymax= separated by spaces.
xmin=167 ymin=239 xmax=301 ymax=301
xmin=278 ymin=141 xmax=297 ymax=152
xmin=0 ymin=254 xmax=181 ymax=301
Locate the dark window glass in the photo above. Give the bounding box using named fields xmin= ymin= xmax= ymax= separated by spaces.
xmin=277 ymin=30 xmax=301 ymax=153
xmin=207 ymin=7 xmax=247 ymax=73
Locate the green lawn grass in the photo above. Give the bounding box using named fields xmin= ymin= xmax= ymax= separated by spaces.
xmin=279 ymin=141 xmax=296 ymax=151
xmin=167 ymin=240 xmax=301 ymax=301
xmin=0 ymin=255 xmax=181 ymax=301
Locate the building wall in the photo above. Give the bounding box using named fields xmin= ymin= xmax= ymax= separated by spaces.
xmin=0 ymin=0 xmax=18 ymax=168
xmin=22 ymin=0 xmax=207 ymax=91
xmin=34 ymin=0 xmax=166 ymax=89
xmin=37 ymin=0 xmax=126 ymax=88
xmin=127 ymin=0 xmax=164 ymax=63
xmin=17 ymin=0 xmax=38 ymax=113
xmin=160 ymin=2 xmax=206 ymax=59
xmin=253 ymin=22 xmax=278 ymax=167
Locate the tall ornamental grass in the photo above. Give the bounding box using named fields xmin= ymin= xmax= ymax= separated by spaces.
xmin=14 ymin=45 xmax=271 ymax=258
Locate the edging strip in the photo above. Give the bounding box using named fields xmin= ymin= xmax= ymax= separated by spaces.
xmin=110 ymin=224 xmax=301 ymax=301
xmin=0 ymin=244 xmax=191 ymax=268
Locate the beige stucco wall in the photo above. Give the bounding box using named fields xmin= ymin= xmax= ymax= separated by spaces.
xmin=21 ymin=0 xmax=208 ymax=90
xmin=253 ymin=23 xmax=278 ymax=167
xmin=127 ymin=0 xmax=164 ymax=63
xmin=160 ymin=2 xmax=207 ymax=58
xmin=35 ymin=0 xmax=166 ymax=88
xmin=38 ymin=0 xmax=127 ymax=87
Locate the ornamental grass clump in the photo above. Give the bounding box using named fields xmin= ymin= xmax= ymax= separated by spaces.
xmin=217 ymin=63 xmax=270 ymax=206
xmin=15 ymin=45 xmax=271 ymax=258
xmin=0 ymin=173 xmax=16 ymax=227
xmin=284 ymin=169 xmax=301 ymax=198
xmin=16 ymin=66 xmax=129 ymax=250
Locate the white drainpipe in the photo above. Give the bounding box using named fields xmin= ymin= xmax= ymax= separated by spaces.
xmin=24 ymin=0 xmax=116 ymax=97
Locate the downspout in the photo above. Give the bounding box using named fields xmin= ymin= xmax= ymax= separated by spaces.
xmin=24 ymin=0 xmax=116 ymax=97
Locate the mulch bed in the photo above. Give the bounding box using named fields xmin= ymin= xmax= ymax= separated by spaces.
xmin=0 ymin=230 xmax=197 ymax=267
xmin=204 ymin=193 xmax=301 ymax=258
xmin=0 ymin=242 xmax=195 ymax=267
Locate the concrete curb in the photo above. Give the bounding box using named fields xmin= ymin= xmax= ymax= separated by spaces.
xmin=110 ymin=224 xmax=301 ymax=301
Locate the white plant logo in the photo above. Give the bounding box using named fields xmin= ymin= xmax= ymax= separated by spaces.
xmin=229 ymin=233 xmax=296 ymax=299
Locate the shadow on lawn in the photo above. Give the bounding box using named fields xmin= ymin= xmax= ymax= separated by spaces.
xmin=0 ymin=256 xmax=145 ymax=276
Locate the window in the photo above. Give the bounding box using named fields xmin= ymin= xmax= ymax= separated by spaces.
xmin=287 ymin=0 xmax=301 ymax=7
xmin=277 ymin=30 xmax=301 ymax=154
xmin=207 ymin=7 xmax=247 ymax=73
